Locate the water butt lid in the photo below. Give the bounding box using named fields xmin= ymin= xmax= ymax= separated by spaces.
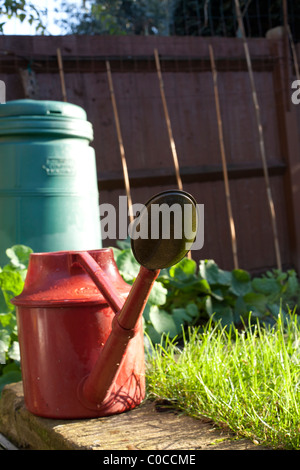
xmin=0 ymin=99 xmax=87 ymax=119
xmin=0 ymin=99 xmax=93 ymax=139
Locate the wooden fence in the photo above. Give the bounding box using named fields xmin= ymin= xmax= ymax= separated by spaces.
xmin=1 ymin=34 xmax=300 ymax=274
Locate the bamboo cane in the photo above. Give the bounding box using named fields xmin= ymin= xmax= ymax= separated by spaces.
xmin=234 ymin=0 xmax=282 ymax=271
xmin=283 ymin=0 xmax=300 ymax=83
xmin=282 ymin=0 xmax=291 ymax=110
xmin=106 ymin=60 xmax=134 ymax=224
xmin=288 ymin=24 xmax=300 ymax=81
xmin=154 ymin=49 xmax=194 ymax=259
xmin=56 ymin=48 xmax=67 ymax=102
xmin=209 ymin=44 xmax=239 ymax=269
xmin=154 ymin=48 xmax=183 ymax=191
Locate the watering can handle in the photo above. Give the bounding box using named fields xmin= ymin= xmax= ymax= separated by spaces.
xmin=72 ymin=251 xmax=160 ymax=408
xmin=70 ymin=251 xmax=125 ymax=314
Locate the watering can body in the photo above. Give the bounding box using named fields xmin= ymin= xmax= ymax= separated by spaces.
xmin=12 ymin=248 xmax=146 ymax=419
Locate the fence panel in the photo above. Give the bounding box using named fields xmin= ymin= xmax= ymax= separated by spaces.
xmin=0 ymin=35 xmax=299 ymax=273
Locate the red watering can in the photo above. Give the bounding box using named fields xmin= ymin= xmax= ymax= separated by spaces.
xmin=12 ymin=190 xmax=197 ymax=418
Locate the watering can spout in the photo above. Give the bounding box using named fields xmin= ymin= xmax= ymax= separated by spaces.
xmin=74 ymin=257 xmax=160 ymax=408
xmin=74 ymin=189 xmax=198 ymax=411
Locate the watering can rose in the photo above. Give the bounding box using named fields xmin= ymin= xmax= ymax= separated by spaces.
xmin=100 ymin=193 xmax=204 ymax=251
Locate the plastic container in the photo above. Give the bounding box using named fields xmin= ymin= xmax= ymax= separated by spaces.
xmin=0 ymin=99 xmax=101 ymax=265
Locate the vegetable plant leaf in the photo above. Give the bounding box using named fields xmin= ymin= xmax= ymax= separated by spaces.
xmin=149 ymin=307 xmax=179 ymax=338
xmin=148 ymin=281 xmax=168 ymax=306
xmin=186 ymin=302 xmax=199 ymax=318
xmin=252 ymin=277 xmax=281 ymax=296
xmin=5 ymin=245 xmax=32 ymax=269
xmin=115 ymin=248 xmax=140 ymax=282
xmin=169 ymin=257 xmax=197 ymax=282
xmin=230 ymin=269 xmax=251 ymax=296
xmin=0 ymin=270 xmax=24 ymax=310
xmin=0 ymin=370 xmax=22 ymax=394
xmin=199 ymin=259 xmax=220 ymax=284
xmin=243 ymin=292 xmax=268 ymax=315
xmin=286 ymin=271 xmax=299 ymax=296
xmin=210 ymin=301 xmax=234 ymax=326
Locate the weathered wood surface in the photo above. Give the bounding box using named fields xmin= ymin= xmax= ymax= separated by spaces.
xmin=0 ymin=382 xmax=269 ymax=451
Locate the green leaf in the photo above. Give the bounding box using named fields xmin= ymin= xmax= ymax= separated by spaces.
xmin=143 ymin=302 xmax=151 ymax=322
xmin=0 ymin=312 xmax=13 ymax=327
xmin=148 ymin=281 xmax=168 ymax=306
xmin=149 ymin=307 xmax=179 ymax=338
xmin=204 ymin=295 xmax=213 ymax=317
xmin=0 ymin=270 xmax=23 ymax=293
xmin=186 ymin=302 xmax=199 ymax=318
xmin=267 ymin=303 xmax=283 ymax=317
xmin=210 ymin=287 xmax=224 ymax=301
xmin=172 ymin=307 xmax=192 ymax=324
xmin=252 ymin=277 xmax=281 ymax=295
xmin=0 ymin=289 xmax=10 ymax=313
xmin=0 ymin=370 xmax=22 ymax=394
xmin=5 ymin=245 xmax=32 ymax=269
xmin=111 ymin=246 xmax=122 ymax=261
xmin=243 ymin=292 xmax=268 ymax=314
xmin=0 ymin=270 xmax=24 ymax=309
xmin=116 ymin=238 xmax=131 ymax=250
xmin=8 ymin=341 xmax=20 ymax=362
xmin=0 ymin=329 xmax=11 ymax=355
xmin=230 ymin=269 xmax=251 ymax=296
xmin=234 ymin=295 xmax=248 ymax=318
xmin=232 ymin=268 xmax=251 ymax=283
xmin=115 ymin=249 xmax=140 ymax=282
xmin=211 ymin=302 xmax=234 ymax=326
xmin=286 ymin=272 xmax=299 ymax=297
xmin=169 ymin=258 xmax=197 ymax=282
xmin=217 ymin=269 xmax=232 ymax=286
xmin=144 ymin=324 xmax=163 ymax=344
xmin=199 ymin=259 xmax=219 ymax=284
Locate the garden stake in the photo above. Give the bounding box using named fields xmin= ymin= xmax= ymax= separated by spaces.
xmin=154 ymin=48 xmax=183 ymax=192
xmin=57 ymin=48 xmax=67 ymax=102
xmin=234 ymin=0 xmax=282 ymax=271
xmin=209 ymin=44 xmax=239 ymax=269
xmin=288 ymin=24 xmax=300 ymax=81
xmin=154 ymin=49 xmax=192 ymax=259
xmin=282 ymin=0 xmax=300 ymax=82
xmin=283 ymin=0 xmax=291 ymax=111
xmin=106 ymin=60 xmax=133 ymax=223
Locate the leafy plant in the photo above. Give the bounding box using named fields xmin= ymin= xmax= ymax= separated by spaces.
xmin=113 ymin=240 xmax=300 ymax=343
xmin=0 ymin=245 xmax=32 ymax=394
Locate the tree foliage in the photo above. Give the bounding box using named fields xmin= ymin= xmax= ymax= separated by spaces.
xmin=0 ymin=0 xmax=47 ymax=33
xmin=58 ymin=0 xmax=172 ymax=36
xmin=57 ymin=0 xmax=300 ymax=41
xmin=172 ymin=0 xmax=300 ymax=40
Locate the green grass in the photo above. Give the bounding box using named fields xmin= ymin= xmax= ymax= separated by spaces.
xmin=145 ymin=311 xmax=300 ymax=449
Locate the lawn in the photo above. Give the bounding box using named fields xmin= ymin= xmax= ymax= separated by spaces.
xmin=146 ymin=312 xmax=300 ymax=450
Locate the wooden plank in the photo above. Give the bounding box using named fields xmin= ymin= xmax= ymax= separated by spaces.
xmin=0 ymin=382 xmax=269 ymax=450
xmin=0 ymin=54 xmax=277 ymax=74
xmin=97 ymin=161 xmax=286 ymax=190
xmin=0 ymin=433 xmax=18 ymax=450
